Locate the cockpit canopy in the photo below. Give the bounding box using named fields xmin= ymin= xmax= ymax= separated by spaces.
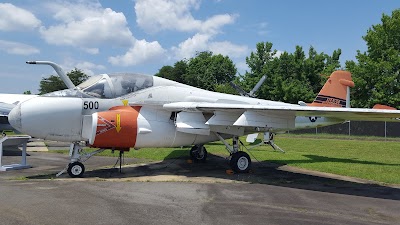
xmin=78 ymin=73 xmax=154 ymax=98
xmin=44 ymin=73 xmax=154 ymax=99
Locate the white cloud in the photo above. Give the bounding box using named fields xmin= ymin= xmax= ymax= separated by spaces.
xmin=209 ymin=41 xmax=249 ymax=58
xmin=172 ymin=34 xmax=248 ymax=60
xmin=274 ymin=50 xmax=284 ymax=58
xmin=135 ymin=0 xmax=200 ymax=33
xmin=62 ymin=58 xmax=106 ymax=76
xmin=135 ymin=0 xmax=235 ymax=34
xmin=45 ymin=1 xmax=103 ymax=23
xmin=0 ymin=3 xmax=41 ymax=31
xmin=171 ymin=33 xmax=211 ymax=59
xmin=108 ymin=39 xmax=166 ymax=66
xmin=41 ymin=1 xmax=168 ymax=67
xmin=75 ymin=61 xmax=106 ymax=76
xmin=257 ymin=22 xmax=268 ymax=36
xmin=136 ymin=0 xmax=245 ymax=60
xmin=235 ymin=61 xmax=249 ymax=74
xmin=82 ymin=47 xmax=99 ymax=55
xmin=0 ymin=40 xmax=40 ymax=55
xmin=40 ymin=1 xmax=134 ymax=52
xmin=200 ymin=14 xmax=236 ymax=35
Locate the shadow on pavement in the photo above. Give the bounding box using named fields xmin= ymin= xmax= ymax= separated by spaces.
xmin=23 ymin=149 xmax=400 ymax=201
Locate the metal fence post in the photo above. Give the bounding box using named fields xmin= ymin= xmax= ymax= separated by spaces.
xmin=348 ymin=121 xmax=351 ymax=136
xmin=385 ymin=121 xmax=387 ymax=141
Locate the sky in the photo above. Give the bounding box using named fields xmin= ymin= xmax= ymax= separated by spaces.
xmin=0 ymin=0 xmax=398 ymax=94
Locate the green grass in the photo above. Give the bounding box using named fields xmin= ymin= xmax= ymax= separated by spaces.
xmin=2 ymin=130 xmax=17 ymax=136
xmin=51 ymin=134 xmax=400 ymax=184
xmin=281 ymin=132 xmax=400 ymax=141
xmin=250 ymin=136 xmax=400 ymax=184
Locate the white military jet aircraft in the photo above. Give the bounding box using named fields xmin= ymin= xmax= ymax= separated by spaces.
xmin=7 ymin=61 xmax=400 ymax=177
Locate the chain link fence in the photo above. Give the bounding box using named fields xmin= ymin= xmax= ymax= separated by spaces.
xmin=292 ymin=121 xmax=400 ymax=138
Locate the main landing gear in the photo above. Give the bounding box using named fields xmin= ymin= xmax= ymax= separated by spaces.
xmin=56 ymin=142 xmax=105 ymax=178
xmin=189 ymin=145 xmax=208 ymax=162
xmin=189 ymin=135 xmax=251 ymax=173
xmin=212 ymin=132 xmax=284 ymax=173
xmin=215 ymin=133 xmax=251 ymax=173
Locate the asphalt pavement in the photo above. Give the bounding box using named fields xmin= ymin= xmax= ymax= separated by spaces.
xmin=0 ymin=152 xmax=399 ymax=225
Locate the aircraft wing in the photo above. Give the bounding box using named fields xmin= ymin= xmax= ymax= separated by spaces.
xmin=163 ymin=102 xmax=400 ymax=127
xmin=0 ymin=102 xmax=16 ymax=131
xmin=0 ymin=102 xmax=15 ymax=116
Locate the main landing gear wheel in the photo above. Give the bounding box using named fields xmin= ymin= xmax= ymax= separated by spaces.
xmin=67 ymin=162 xmax=85 ymax=178
xmin=190 ymin=145 xmax=208 ymax=162
xmin=230 ymin=152 xmax=251 ymax=173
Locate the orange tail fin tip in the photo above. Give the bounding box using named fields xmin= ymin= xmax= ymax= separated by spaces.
xmin=372 ymin=104 xmax=396 ymax=110
xmin=309 ymin=70 xmax=354 ymax=108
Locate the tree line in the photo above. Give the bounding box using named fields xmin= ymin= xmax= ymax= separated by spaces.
xmin=37 ymin=9 xmax=400 ymax=109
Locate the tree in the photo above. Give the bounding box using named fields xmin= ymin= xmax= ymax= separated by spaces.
xmin=185 ymin=51 xmax=237 ymax=91
xmin=346 ymin=9 xmax=400 ymax=108
xmin=155 ymin=65 xmax=174 ymax=79
xmin=241 ymin=42 xmax=342 ymax=103
xmin=155 ymin=60 xmax=187 ymax=83
xmin=155 ymin=51 xmax=237 ymax=92
xmin=39 ymin=68 xmax=89 ymax=94
xmin=23 ymin=90 xmax=31 ymax=94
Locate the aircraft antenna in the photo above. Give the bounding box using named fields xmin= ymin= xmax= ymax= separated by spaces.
xmin=229 ymin=75 xmax=267 ymax=97
xmin=229 ymin=82 xmax=248 ymax=97
xmin=249 ymin=75 xmax=266 ymax=97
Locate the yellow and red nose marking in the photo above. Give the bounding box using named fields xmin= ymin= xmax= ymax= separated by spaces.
xmin=92 ymin=106 xmax=142 ymax=149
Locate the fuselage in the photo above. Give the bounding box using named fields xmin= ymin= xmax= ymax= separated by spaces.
xmin=8 ymin=74 xmax=343 ymax=148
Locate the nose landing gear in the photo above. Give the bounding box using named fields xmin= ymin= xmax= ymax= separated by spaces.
xmin=67 ymin=161 xmax=85 ymax=178
xmin=56 ymin=142 xmax=105 ymax=178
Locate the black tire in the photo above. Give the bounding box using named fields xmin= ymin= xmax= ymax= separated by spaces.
xmin=189 ymin=145 xmax=208 ymax=162
xmin=67 ymin=162 xmax=85 ymax=178
xmin=230 ymin=152 xmax=251 ymax=173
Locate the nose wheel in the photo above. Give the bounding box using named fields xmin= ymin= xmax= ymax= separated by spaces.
xmin=56 ymin=143 xmax=105 ymax=178
xmin=67 ymin=162 xmax=85 ymax=178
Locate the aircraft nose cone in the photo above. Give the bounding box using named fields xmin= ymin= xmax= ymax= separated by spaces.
xmin=8 ymin=96 xmax=84 ymax=142
xmin=8 ymin=104 xmax=22 ymax=132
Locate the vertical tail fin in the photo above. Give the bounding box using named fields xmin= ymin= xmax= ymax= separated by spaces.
xmin=309 ymin=70 xmax=354 ymax=108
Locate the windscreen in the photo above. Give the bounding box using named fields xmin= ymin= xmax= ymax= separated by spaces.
xmin=78 ymin=73 xmax=154 ymax=99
